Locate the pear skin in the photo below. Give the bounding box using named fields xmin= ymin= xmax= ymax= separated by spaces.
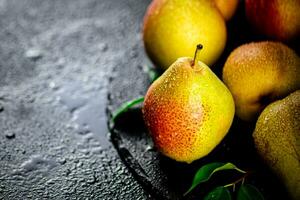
xmin=214 ymin=0 xmax=239 ymax=21
xmin=143 ymin=0 xmax=226 ymax=70
xmin=143 ymin=57 xmax=235 ymax=163
xmin=253 ymin=90 xmax=300 ymax=200
xmin=246 ymin=0 xmax=300 ymax=41
xmin=223 ymin=41 xmax=300 ymax=121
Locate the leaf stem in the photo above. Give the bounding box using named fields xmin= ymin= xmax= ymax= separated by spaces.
xmin=184 ymin=162 xmax=246 ymax=196
xmin=111 ymin=96 xmax=145 ymax=124
xmin=223 ymin=171 xmax=252 ymax=191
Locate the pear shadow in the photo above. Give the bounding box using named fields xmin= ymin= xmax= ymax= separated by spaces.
xmin=113 ymin=108 xmax=147 ymax=137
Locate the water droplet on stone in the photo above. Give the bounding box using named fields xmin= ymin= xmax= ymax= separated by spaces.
xmin=58 ymin=158 xmax=66 ymax=165
xmin=49 ymin=81 xmax=59 ymax=90
xmin=25 ymin=48 xmax=43 ymax=61
xmin=5 ymin=132 xmax=15 ymax=139
xmin=87 ymin=175 xmax=97 ymax=184
xmin=145 ymin=145 xmax=155 ymax=152
xmin=76 ymin=162 xmax=83 ymax=167
xmin=98 ymin=43 xmax=109 ymax=52
xmin=14 ymin=155 xmax=57 ymax=174
xmin=91 ymin=147 xmax=103 ymax=154
xmin=78 ymin=128 xmax=91 ymax=135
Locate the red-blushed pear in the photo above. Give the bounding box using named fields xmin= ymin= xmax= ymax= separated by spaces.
xmin=223 ymin=41 xmax=300 ymax=121
xmin=143 ymin=0 xmax=226 ymax=71
xmin=143 ymin=45 xmax=235 ymax=163
xmin=214 ymin=0 xmax=239 ymax=21
xmin=245 ymin=0 xmax=300 ymax=41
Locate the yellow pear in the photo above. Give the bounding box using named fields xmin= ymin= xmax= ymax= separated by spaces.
xmin=253 ymin=90 xmax=300 ymax=200
xmin=223 ymin=41 xmax=300 ymax=121
xmin=143 ymin=0 xmax=226 ymax=70
xmin=143 ymin=45 xmax=235 ymax=163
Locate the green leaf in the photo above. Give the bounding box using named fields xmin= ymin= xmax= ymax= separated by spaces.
xmin=147 ymin=68 xmax=160 ymax=82
xmin=111 ymin=97 xmax=145 ymax=123
xmin=184 ymin=162 xmax=246 ymax=195
xmin=204 ymin=186 xmax=232 ymax=200
xmin=237 ymin=184 xmax=264 ymax=200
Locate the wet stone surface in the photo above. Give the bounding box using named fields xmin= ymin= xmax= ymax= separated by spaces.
xmin=0 ymin=0 xmax=151 ymax=199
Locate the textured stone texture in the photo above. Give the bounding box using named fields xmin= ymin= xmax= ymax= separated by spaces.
xmin=0 ymin=0 xmax=151 ymax=199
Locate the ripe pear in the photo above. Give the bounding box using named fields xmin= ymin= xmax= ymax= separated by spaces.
xmin=245 ymin=0 xmax=300 ymax=41
xmin=222 ymin=41 xmax=300 ymax=121
xmin=143 ymin=45 xmax=235 ymax=163
xmin=253 ymin=90 xmax=300 ymax=200
xmin=143 ymin=0 xmax=226 ymax=71
xmin=214 ymin=0 xmax=239 ymax=21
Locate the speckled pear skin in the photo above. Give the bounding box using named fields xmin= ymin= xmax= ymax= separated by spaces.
xmin=143 ymin=58 xmax=235 ymax=163
xmin=253 ymin=90 xmax=300 ymax=200
xmin=214 ymin=0 xmax=239 ymax=21
xmin=223 ymin=41 xmax=300 ymax=121
xmin=143 ymin=0 xmax=226 ymax=70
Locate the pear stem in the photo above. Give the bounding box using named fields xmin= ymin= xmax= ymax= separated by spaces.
xmin=191 ymin=44 xmax=203 ymax=67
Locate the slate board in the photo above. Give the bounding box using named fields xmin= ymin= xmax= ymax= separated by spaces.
xmin=0 ymin=0 xmax=152 ymax=199
xmin=0 ymin=0 xmax=297 ymax=199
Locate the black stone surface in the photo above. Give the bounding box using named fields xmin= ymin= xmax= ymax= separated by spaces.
xmin=0 ymin=0 xmax=151 ymax=199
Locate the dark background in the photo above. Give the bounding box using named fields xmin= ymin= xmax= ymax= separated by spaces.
xmin=0 ymin=0 xmax=295 ymax=199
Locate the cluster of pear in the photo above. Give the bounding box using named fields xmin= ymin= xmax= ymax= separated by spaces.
xmin=223 ymin=41 xmax=300 ymax=200
xmin=141 ymin=0 xmax=299 ymax=199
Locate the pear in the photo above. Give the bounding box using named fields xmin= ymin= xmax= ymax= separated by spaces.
xmin=222 ymin=41 xmax=300 ymax=121
xmin=245 ymin=0 xmax=300 ymax=41
xmin=214 ymin=0 xmax=239 ymax=21
xmin=143 ymin=0 xmax=226 ymax=71
xmin=253 ymin=90 xmax=300 ymax=200
xmin=143 ymin=45 xmax=235 ymax=163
